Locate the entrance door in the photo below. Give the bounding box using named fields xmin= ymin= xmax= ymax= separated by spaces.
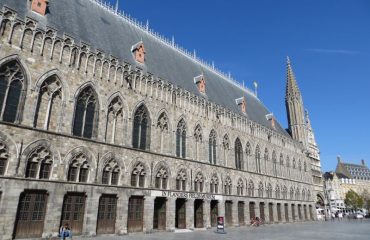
xmin=210 ymin=200 xmax=218 ymax=227
xmin=238 ymin=202 xmax=245 ymax=226
xmin=291 ymin=204 xmax=295 ymax=221
xmin=175 ymin=199 xmax=186 ymax=229
xmin=304 ymin=205 xmax=308 ymax=220
xmin=153 ymin=197 xmax=166 ymax=230
xmin=249 ymin=202 xmax=256 ymax=220
xmin=259 ymin=202 xmax=265 ymax=221
xmin=127 ymin=196 xmax=144 ymax=233
xmin=61 ymin=192 xmax=86 ymax=235
xmin=97 ymin=195 xmax=117 ymax=234
xmin=277 ymin=203 xmax=282 ymax=222
xmin=269 ymin=203 xmax=274 ymax=223
xmin=194 ymin=200 xmax=203 ymax=228
xmin=284 ymin=204 xmax=289 ymax=222
xmin=14 ymin=191 xmax=48 ymax=239
xmin=225 ymin=201 xmax=233 ymax=226
xmin=298 ymin=205 xmax=302 ymax=220
xmin=309 ymin=205 xmax=313 ymax=220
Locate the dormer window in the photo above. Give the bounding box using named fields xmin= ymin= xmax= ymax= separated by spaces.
xmin=235 ymin=97 xmax=246 ymax=114
xmin=266 ymin=113 xmax=276 ymax=129
xmin=131 ymin=41 xmax=146 ymax=64
xmin=194 ymin=74 xmax=206 ymax=94
xmin=31 ymin=0 xmax=49 ymax=16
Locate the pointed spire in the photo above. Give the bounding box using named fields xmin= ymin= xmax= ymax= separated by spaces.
xmin=286 ymin=56 xmax=301 ymax=97
xmin=115 ymin=0 xmax=119 ymax=13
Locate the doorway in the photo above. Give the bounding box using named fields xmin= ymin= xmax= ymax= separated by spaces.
xmin=210 ymin=200 xmax=218 ymax=227
xmin=153 ymin=197 xmax=166 ymax=230
xmin=225 ymin=201 xmax=233 ymax=226
xmin=268 ymin=203 xmax=274 ymax=223
xmin=277 ymin=203 xmax=282 ymax=222
xmin=175 ymin=198 xmax=186 ymax=229
xmin=238 ymin=201 xmax=245 ymax=226
xmin=249 ymin=202 xmax=256 ymax=220
xmin=127 ymin=196 xmax=144 ymax=233
xmin=97 ymin=194 xmax=117 ymax=234
xmin=60 ymin=192 xmax=86 ymax=235
xmin=259 ymin=202 xmax=265 ymax=221
xmin=194 ymin=199 xmax=204 ymax=228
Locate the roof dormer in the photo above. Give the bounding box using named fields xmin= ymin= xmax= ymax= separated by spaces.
xmin=31 ymin=0 xmax=49 ymax=16
xmin=266 ymin=113 xmax=276 ymax=129
xmin=194 ymin=74 xmax=206 ymax=94
xmin=131 ymin=41 xmax=146 ymax=64
xmin=235 ymin=97 xmax=247 ymax=114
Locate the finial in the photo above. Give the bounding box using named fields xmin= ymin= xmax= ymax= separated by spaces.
xmin=253 ymin=81 xmax=258 ymax=97
xmin=287 ymin=56 xmax=291 ymax=65
xmin=115 ymin=0 xmax=119 ymax=13
xmin=171 ymin=35 xmax=175 ymax=47
xmin=212 ymin=61 xmax=215 ymax=69
xmin=146 ymin=19 xmax=149 ymax=31
xmin=193 ymin=49 xmax=197 ymax=59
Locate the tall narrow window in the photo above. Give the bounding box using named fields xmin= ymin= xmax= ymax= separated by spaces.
xmin=105 ymin=96 xmax=124 ymax=145
xmin=194 ymin=172 xmax=204 ymax=192
xmin=67 ymin=153 xmax=90 ymax=183
xmin=194 ymin=125 xmax=202 ymax=160
xmin=73 ymin=86 xmax=98 ymax=139
xmin=209 ymin=130 xmax=217 ymax=164
xmin=275 ymin=185 xmax=281 ymax=199
xmin=157 ymin=112 xmax=169 ymax=153
xmin=264 ymin=148 xmax=269 ymax=173
xmin=286 ymin=156 xmax=291 ymax=176
xmin=176 ymin=119 xmax=186 ymax=158
xmin=258 ymin=182 xmax=264 ymax=197
xmin=25 ymin=146 xmax=52 ymax=179
xmin=155 ymin=167 xmax=168 ymax=189
xmin=245 ymin=142 xmax=251 ymax=170
xmin=34 ymin=75 xmax=62 ymax=131
xmin=237 ymin=178 xmax=244 ymax=196
xmin=132 ymin=105 xmax=150 ymax=150
xmin=210 ymin=174 xmax=219 ymax=194
xmin=0 ymin=141 xmax=8 ymax=175
xmin=131 ymin=163 xmax=146 ymax=188
xmin=0 ymin=59 xmax=26 ymax=123
xmin=176 ymin=169 xmax=187 ymax=191
xmin=248 ymin=180 xmax=254 ymax=197
xmin=223 ymin=135 xmax=230 ymax=166
xmin=255 ymin=145 xmax=261 ymax=173
xmin=224 ymin=177 xmax=232 ymax=195
xmin=272 ymin=151 xmax=277 ymax=176
xmin=266 ymin=183 xmax=273 ymax=198
xmin=235 ymin=138 xmax=243 ymax=170
xmin=290 ymin=187 xmax=294 ymax=200
xmin=101 ymin=158 xmax=120 ymax=185
xmin=282 ymin=186 xmax=288 ymax=199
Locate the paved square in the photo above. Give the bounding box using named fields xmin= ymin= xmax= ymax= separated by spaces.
xmin=90 ymin=220 xmax=370 ymax=240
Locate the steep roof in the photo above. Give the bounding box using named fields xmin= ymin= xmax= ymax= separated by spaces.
xmin=1 ymin=0 xmax=291 ymax=137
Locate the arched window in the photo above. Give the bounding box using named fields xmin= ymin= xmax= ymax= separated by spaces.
xmin=132 ymin=105 xmax=150 ymax=150
xmin=298 ymin=160 xmax=302 ymax=171
xmin=73 ymin=86 xmax=98 ymax=139
xmin=248 ymin=180 xmax=255 ymax=197
xmin=194 ymin=172 xmax=204 ymax=192
xmin=279 ymin=154 xmax=284 ymax=166
xmin=266 ymin=183 xmax=273 ymax=198
xmin=224 ymin=177 xmax=232 ymax=195
xmin=193 ymin=125 xmax=202 ymax=160
xmin=255 ymin=145 xmax=261 ymax=173
xmin=292 ymin=158 xmax=296 ymax=169
xmin=176 ymin=169 xmax=187 ymax=191
xmin=155 ymin=166 xmax=168 ymax=189
xmin=264 ymin=148 xmax=269 ymax=162
xmin=131 ymin=162 xmax=146 ymax=187
xmin=210 ymin=174 xmax=219 ymax=194
xmin=235 ymin=138 xmax=243 ymax=170
xmin=302 ymin=189 xmax=306 ymax=201
xmin=0 ymin=141 xmax=9 ymax=175
xmin=295 ymin=188 xmax=300 ymax=200
xmin=34 ymin=74 xmax=62 ymax=131
xmin=0 ymin=59 xmax=26 ymax=123
xmin=209 ymin=130 xmax=217 ymax=164
xmin=101 ymin=158 xmax=120 ymax=185
xmin=157 ymin=112 xmax=169 ymax=153
xmin=105 ymin=96 xmax=124 ymax=145
xmin=176 ymin=119 xmax=186 ymax=158
xmin=282 ymin=186 xmax=288 ymax=199
xmin=275 ymin=185 xmax=280 ymax=199
xmin=272 ymin=151 xmax=277 ymax=176
xmin=67 ymin=153 xmax=90 ymax=183
xmin=258 ymin=182 xmax=264 ymax=197
xmin=290 ymin=187 xmax=295 ymax=200
xmin=25 ymin=146 xmax=53 ymax=179
xmin=237 ymin=178 xmax=244 ymax=196
xmin=245 ymin=142 xmax=252 ymax=170
xmin=307 ymin=190 xmax=311 ymax=201
xmin=223 ymin=134 xmax=230 ymax=166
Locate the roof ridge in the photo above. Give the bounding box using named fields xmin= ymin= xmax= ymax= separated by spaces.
xmin=88 ymin=0 xmax=258 ymax=99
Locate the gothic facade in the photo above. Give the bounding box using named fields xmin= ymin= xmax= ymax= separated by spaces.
xmin=0 ymin=0 xmax=320 ymax=239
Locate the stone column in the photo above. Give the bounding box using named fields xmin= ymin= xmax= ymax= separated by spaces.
xmin=186 ymin=199 xmax=194 ymax=230
xmin=116 ymin=194 xmax=129 ymax=235
xmin=84 ymin=190 xmax=100 ymax=236
xmin=273 ymin=202 xmax=279 ymax=223
xmin=245 ymin=201 xmax=251 ymax=225
xmin=265 ymin=203 xmax=270 ymax=224
xmin=144 ymin=196 xmax=155 ymax=233
xmin=232 ymin=200 xmax=239 ymax=227
xmin=43 ymin=188 xmax=65 ymax=238
xmin=204 ymin=200 xmax=211 ymax=229
xmin=166 ymin=198 xmax=176 ymax=232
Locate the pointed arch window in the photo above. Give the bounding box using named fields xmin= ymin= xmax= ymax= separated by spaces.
xmin=266 ymin=183 xmax=273 ymax=198
xmin=105 ymin=96 xmax=124 ymax=145
xmin=0 ymin=141 xmax=9 ymax=175
xmin=0 ymin=59 xmax=26 ymax=123
xmin=224 ymin=177 xmax=232 ymax=195
xmin=155 ymin=167 xmax=168 ymax=189
xmin=73 ymin=86 xmax=98 ymax=139
xmin=176 ymin=119 xmax=186 ymax=158
xmin=194 ymin=125 xmax=202 ymax=160
xmin=67 ymin=153 xmax=90 ymax=183
xmin=302 ymin=189 xmax=306 ymax=201
xmin=131 ymin=163 xmax=146 ymax=187
xmin=290 ymin=187 xmax=295 ymax=200
xmin=275 ymin=185 xmax=281 ymax=199
xmin=272 ymin=151 xmax=277 ymax=176
xmin=258 ymin=182 xmax=264 ymax=198
xmin=255 ymin=145 xmax=261 ymax=173
xmin=223 ymin=134 xmax=230 ymax=166
xmin=235 ymin=138 xmax=243 ymax=170
xmin=292 ymin=158 xmax=296 ymax=169
xmin=34 ymin=74 xmax=62 ymax=131
xmin=295 ymin=188 xmax=300 ymax=200
xmin=25 ymin=146 xmax=53 ymax=179
xmin=176 ymin=169 xmax=187 ymax=191
xmin=245 ymin=142 xmax=251 ymax=170
xmin=307 ymin=190 xmax=311 ymax=201
xmin=298 ymin=160 xmax=302 ymax=171
xmin=194 ymin=172 xmax=204 ymax=192
xmin=132 ymin=105 xmax=150 ymax=150
xmin=237 ymin=178 xmax=244 ymax=196
xmin=209 ymin=130 xmax=217 ymax=164
xmin=248 ymin=180 xmax=255 ymax=197
xmin=282 ymin=186 xmax=288 ymax=199
xmin=102 ymin=158 xmax=120 ymax=185
xmin=157 ymin=112 xmax=169 ymax=153
xmin=210 ymin=174 xmax=219 ymax=194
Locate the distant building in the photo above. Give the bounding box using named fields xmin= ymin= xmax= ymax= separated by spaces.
xmin=336 ymin=157 xmax=370 ymax=181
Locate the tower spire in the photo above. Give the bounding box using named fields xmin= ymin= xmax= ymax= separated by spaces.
xmin=286 ymin=56 xmax=301 ymax=98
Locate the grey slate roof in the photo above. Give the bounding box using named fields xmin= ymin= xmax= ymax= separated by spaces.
xmin=1 ymin=0 xmax=290 ymax=137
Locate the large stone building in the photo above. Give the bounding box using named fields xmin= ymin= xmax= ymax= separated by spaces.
xmin=0 ymin=0 xmax=322 ymax=239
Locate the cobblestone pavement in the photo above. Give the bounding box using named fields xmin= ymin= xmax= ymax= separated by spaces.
xmin=86 ymin=220 xmax=370 ymax=240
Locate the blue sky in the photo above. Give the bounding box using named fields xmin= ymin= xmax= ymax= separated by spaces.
xmin=107 ymin=0 xmax=370 ymax=171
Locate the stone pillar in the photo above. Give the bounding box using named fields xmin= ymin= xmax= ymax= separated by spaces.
xmin=116 ymin=193 xmax=129 ymax=235
xmin=218 ymin=200 xmax=225 ymax=218
xmin=273 ymin=202 xmax=279 ymax=223
xmin=203 ymin=200 xmax=211 ymax=229
xmin=232 ymin=200 xmax=239 ymax=227
xmin=287 ymin=203 xmax=292 ymax=222
xmin=166 ymin=198 xmax=176 ymax=232
xmin=186 ymin=199 xmax=194 ymax=230
xmin=294 ymin=204 xmax=299 ymax=222
xmin=84 ymin=190 xmax=100 ymax=236
xmin=42 ymin=188 xmax=65 ymax=238
xmin=144 ymin=196 xmax=155 ymax=233
xmin=245 ymin=201 xmax=251 ymax=225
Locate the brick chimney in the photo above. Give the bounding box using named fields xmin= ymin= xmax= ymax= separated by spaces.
xmin=31 ymin=0 xmax=49 ymax=16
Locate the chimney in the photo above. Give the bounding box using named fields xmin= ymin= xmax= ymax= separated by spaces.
xmin=31 ymin=0 xmax=49 ymax=16
xmin=361 ymin=159 xmax=366 ymax=166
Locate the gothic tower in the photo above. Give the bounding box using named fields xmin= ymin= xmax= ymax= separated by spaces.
xmin=285 ymin=57 xmax=308 ymax=147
